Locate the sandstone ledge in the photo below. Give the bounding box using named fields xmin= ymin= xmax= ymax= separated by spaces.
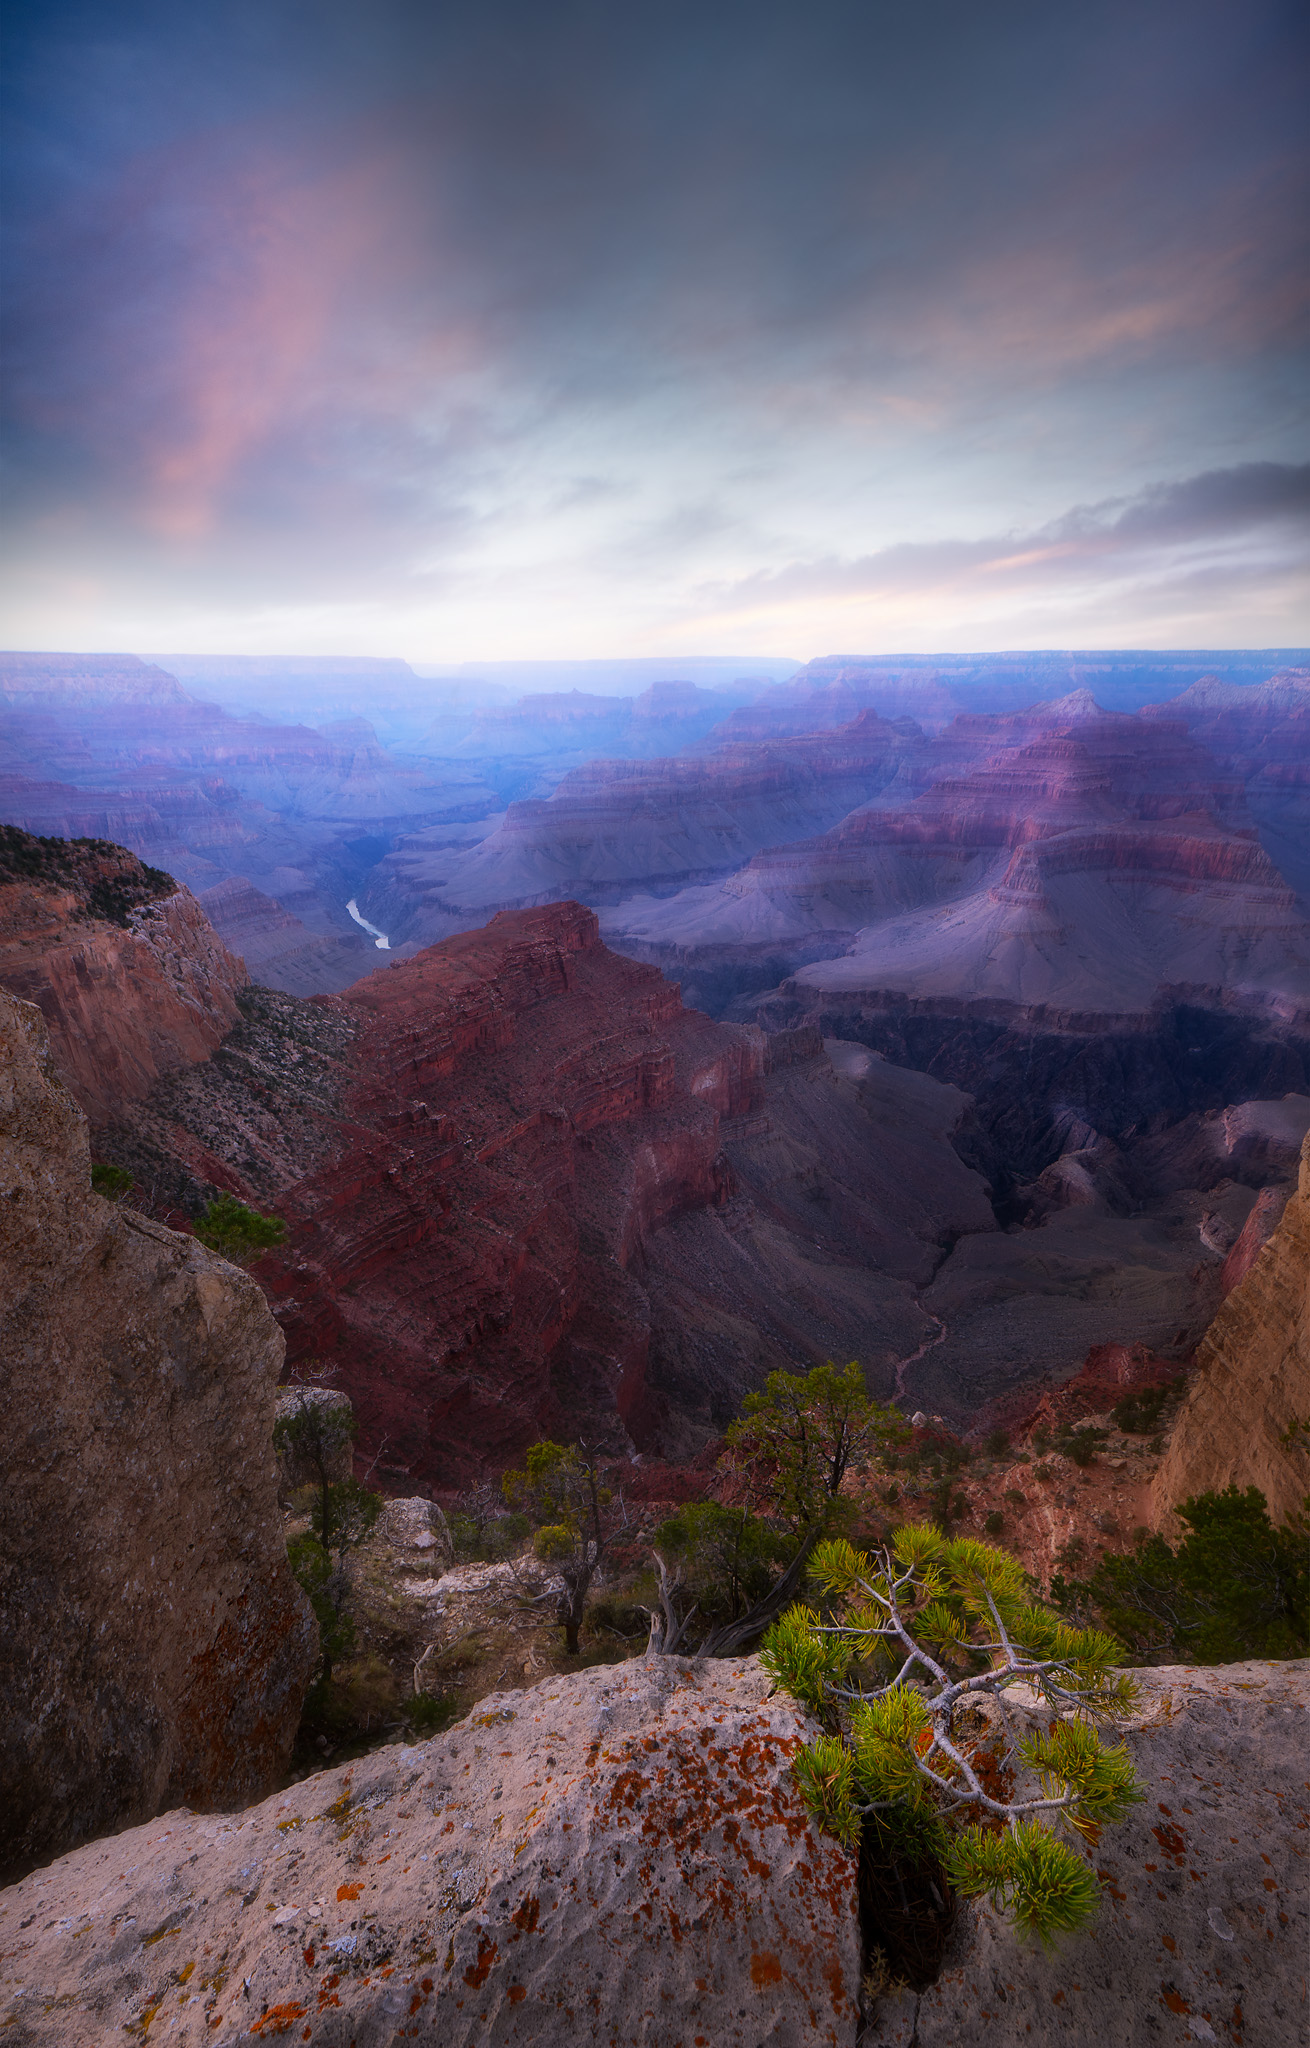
xmin=0 ymin=1658 xmax=859 ymax=2048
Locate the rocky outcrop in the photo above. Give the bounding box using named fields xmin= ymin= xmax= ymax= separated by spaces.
xmin=0 ymin=831 xmax=248 ymax=1125
xmin=0 ymin=988 xmax=316 ymax=1882
xmin=867 ymin=1659 xmax=1309 ymax=2047
xmin=0 ymin=1656 xmax=860 ymax=2048
xmin=1152 ymin=1132 xmax=1310 ymax=1527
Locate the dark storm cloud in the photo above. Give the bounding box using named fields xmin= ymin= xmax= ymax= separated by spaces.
xmin=1 ymin=0 xmax=1306 ymax=650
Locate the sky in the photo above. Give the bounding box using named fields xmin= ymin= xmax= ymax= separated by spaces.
xmin=1 ymin=0 xmax=1307 ymax=661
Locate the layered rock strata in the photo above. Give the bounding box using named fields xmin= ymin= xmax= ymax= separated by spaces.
xmin=617 ymin=706 xmax=1310 ymax=1029
xmin=0 ymin=1656 xmax=860 ymax=2048
xmin=0 ymin=830 xmax=248 ymax=1125
xmin=0 ymin=989 xmax=315 ymax=1882
xmin=361 ymin=711 xmax=923 ymax=947
xmin=1152 ymin=1131 xmax=1310 ymax=1526
xmin=92 ymin=907 xmax=1002 ymax=1485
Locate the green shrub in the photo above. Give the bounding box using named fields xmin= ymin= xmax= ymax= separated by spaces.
xmin=1054 ymin=1486 xmax=1308 ymax=1664
xmin=1111 ymin=1382 xmax=1179 ymax=1435
xmin=194 ymin=1193 xmax=287 ymax=1264
xmin=91 ymin=1162 xmax=134 ymax=1201
xmin=984 ymin=1509 xmax=1005 ymax=1535
xmin=983 ymin=1428 xmax=1011 ymax=1457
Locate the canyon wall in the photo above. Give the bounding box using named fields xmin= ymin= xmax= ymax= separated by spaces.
xmin=0 ymin=988 xmax=316 ymax=1882
xmin=0 ymin=831 xmax=248 ymax=1125
xmin=615 ymin=704 xmax=1310 ymax=1030
xmin=91 ymin=902 xmax=1010 ymax=1483
xmin=1152 ymin=1130 xmax=1310 ymax=1527
xmin=360 ymin=711 xmax=924 ymax=947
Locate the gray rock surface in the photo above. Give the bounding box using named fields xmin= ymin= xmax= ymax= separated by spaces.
xmin=0 ymin=988 xmax=316 ymax=1882
xmin=0 ymin=1656 xmax=859 ymax=2047
xmin=866 ymin=1660 xmax=1309 ymax=2047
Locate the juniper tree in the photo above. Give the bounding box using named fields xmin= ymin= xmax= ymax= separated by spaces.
xmin=275 ymin=1386 xmax=379 ymax=1684
xmin=763 ymin=1524 xmax=1143 ymax=1942
xmin=502 ymin=1441 xmax=617 ymax=1654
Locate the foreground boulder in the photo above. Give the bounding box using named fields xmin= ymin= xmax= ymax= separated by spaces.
xmin=0 ymin=989 xmax=316 ymax=1881
xmin=0 ymin=1658 xmax=860 ymax=2047
xmin=867 ymin=1660 xmax=1309 ymax=2047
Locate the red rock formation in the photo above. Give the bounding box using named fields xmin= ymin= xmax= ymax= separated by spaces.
xmin=249 ymin=903 xmax=766 ymax=1485
xmin=1218 ymin=1185 xmax=1291 ymax=1294
xmin=0 ymin=832 xmax=248 ymax=1125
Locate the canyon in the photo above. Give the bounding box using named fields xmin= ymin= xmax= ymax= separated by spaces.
xmin=4 ymin=835 xmax=1300 ymax=1474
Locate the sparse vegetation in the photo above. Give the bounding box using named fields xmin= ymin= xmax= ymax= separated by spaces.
xmin=1053 ymin=1486 xmax=1308 ymax=1663
xmin=193 ymin=1192 xmax=287 ymax=1263
xmin=724 ymin=1361 xmax=909 ymax=1537
xmin=0 ymin=825 xmax=174 ymax=923
xmin=90 ymin=1161 xmax=134 ymax=1201
xmin=502 ymin=1441 xmax=618 ymax=1654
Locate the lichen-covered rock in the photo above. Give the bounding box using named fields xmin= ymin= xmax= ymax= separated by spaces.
xmin=865 ymin=1660 xmax=1309 ymax=2047
xmin=0 ymin=1657 xmax=860 ymax=2047
xmin=0 ymin=989 xmax=316 ymax=1881
xmin=1154 ymin=1132 xmax=1310 ymax=1525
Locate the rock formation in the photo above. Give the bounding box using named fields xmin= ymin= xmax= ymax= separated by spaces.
xmin=1152 ymin=1132 xmax=1310 ymax=1527
xmin=196 ymin=877 xmax=374 ymax=997
xmin=5 ymin=1651 xmax=1303 ymax=2047
xmin=0 ymin=653 xmax=496 ymax=983
xmin=0 ymin=829 xmax=248 ymax=1125
xmin=0 ymin=987 xmax=316 ymax=1882
xmin=360 ymin=712 xmax=923 ymax=948
xmin=0 ymin=1656 xmax=860 ymax=2048
xmin=866 ymin=1658 xmax=1308 ymax=2047
xmin=90 ymin=904 xmax=1010 ymax=1484
xmin=618 ymin=704 xmax=1310 ymax=1030
xmin=1143 ymin=666 xmax=1310 ymax=902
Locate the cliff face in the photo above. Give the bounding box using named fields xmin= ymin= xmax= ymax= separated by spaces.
xmin=1152 ymin=1131 xmax=1310 ymax=1526
xmin=0 ymin=831 xmax=248 ymax=1125
xmin=0 ymin=988 xmax=316 ymax=1882
xmin=260 ymin=903 xmax=769 ymax=1482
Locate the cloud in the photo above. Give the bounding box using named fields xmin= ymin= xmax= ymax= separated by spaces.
xmin=671 ymin=464 xmax=1310 ymax=651
xmin=1 ymin=1 xmax=1306 ymax=652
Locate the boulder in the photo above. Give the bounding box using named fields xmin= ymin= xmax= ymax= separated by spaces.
xmin=0 ymin=1656 xmax=861 ymax=2047
xmin=273 ymin=1386 xmax=357 ymax=1501
xmin=865 ymin=1659 xmax=1309 ymax=2046
xmin=0 ymin=989 xmax=316 ymax=1882
xmin=382 ymin=1496 xmax=454 ymax=1573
